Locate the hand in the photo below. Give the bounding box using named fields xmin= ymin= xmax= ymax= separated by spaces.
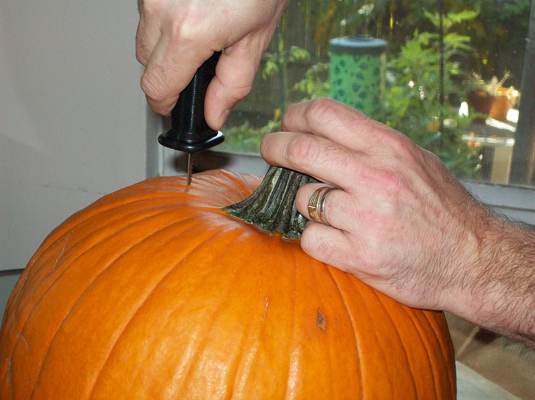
xmin=136 ymin=0 xmax=289 ymax=129
xmin=261 ymin=98 xmax=535 ymax=347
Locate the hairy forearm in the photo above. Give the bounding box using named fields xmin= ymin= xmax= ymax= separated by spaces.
xmin=458 ymin=213 xmax=535 ymax=348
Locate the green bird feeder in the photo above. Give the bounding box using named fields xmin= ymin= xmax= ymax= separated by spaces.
xmin=329 ymin=36 xmax=387 ymax=119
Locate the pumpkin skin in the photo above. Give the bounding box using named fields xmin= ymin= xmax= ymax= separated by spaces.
xmin=0 ymin=169 xmax=456 ymax=399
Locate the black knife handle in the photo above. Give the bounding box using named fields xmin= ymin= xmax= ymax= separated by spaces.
xmin=158 ymin=51 xmax=224 ymax=153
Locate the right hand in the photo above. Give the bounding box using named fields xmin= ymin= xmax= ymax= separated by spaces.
xmin=261 ymin=98 xmax=535 ymax=348
xmin=136 ymin=0 xmax=289 ymax=129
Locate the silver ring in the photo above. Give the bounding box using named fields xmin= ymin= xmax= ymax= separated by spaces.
xmin=307 ymin=186 xmax=335 ymax=225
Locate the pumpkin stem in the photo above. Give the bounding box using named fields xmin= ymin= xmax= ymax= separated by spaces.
xmin=224 ymin=166 xmax=318 ymax=239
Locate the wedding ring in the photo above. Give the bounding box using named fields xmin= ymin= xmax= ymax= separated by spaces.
xmin=307 ymin=186 xmax=335 ymax=225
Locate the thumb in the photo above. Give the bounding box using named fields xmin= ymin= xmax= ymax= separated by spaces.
xmin=204 ymin=37 xmax=268 ymax=130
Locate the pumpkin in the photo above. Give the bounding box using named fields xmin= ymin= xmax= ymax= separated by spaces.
xmin=0 ymin=168 xmax=456 ymax=399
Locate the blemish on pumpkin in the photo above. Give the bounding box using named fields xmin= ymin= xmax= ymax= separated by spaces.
xmin=50 ymin=236 xmax=69 ymax=275
xmin=317 ymin=309 xmax=327 ymax=334
xmin=17 ymin=333 xmax=29 ymax=351
xmin=5 ymin=357 xmax=13 ymax=392
xmin=262 ymin=296 xmax=269 ymax=320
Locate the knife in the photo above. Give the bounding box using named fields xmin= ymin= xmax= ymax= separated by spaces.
xmin=158 ymin=51 xmax=224 ymax=185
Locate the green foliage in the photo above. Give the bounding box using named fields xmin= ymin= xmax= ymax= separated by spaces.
xmin=383 ymin=10 xmax=482 ymax=179
xmin=291 ymin=62 xmax=330 ymax=102
xmin=218 ymin=119 xmax=281 ymax=155
xmin=424 ymin=8 xmax=480 ymax=31
xmin=263 ymin=43 xmax=310 ymax=80
xmin=222 ymin=53 xmax=329 ymax=155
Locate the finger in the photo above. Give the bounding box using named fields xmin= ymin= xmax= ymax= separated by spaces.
xmin=300 ymin=223 xmax=355 ymax=274
xmin=296 ymin=183 xmax=357 ymax=232
xmin=205 ymin=37 xmax=268 ymax=129
xmin=135 ymin=8 xmax=161 ymax=66
xmin=140 ymin=34 xmax=215 ymax=115
xmin=281 ymin=98 xmax=410 ymax=155
xmin=260 ymin=131 xmax=362 ymax=191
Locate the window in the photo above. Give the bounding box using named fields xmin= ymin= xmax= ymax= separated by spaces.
xmin=211 ymin=0 xmax=534 ymax=189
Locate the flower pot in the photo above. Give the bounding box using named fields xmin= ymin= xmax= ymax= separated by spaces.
xmin=467 ymin=91 xmax=496 ymax=123
xmin=489 ymin=87 xmax=519 ymax=122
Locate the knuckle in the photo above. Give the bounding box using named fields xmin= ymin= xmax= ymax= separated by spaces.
xmin=301 ymin=229 xmax=337 ymax=261
xmin=220 ymin=82 xmax=254 ymax=103
xmin=139 ymin=0 xmax=159 ymax=19
xmin=381 ymin=129 xmax=420 ymax=162
xmin=135 ymin=46 xmax=148 ymax=66
xmin=285 ymin=135 xmax=320 ymax=166
xmin=304 ymin=98 xmax=340 ymax=126
xmin=140 ymin=68 xmax=168 ymax=103
xmin=377 ymin=170 xmax=404 ymax=196
xmin=356 ymin=164 xmax=404 ymax=198
xmin=168 ymin=13 xmax=208 ymax=45
xmin=324 ymin=144 xmax=351 ymax=169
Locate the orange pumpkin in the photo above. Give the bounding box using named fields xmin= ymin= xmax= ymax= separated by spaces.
xmin=0 ymin=168 xmax=456 ymax=399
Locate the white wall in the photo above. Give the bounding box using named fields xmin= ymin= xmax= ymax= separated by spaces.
xmin=0 ymin=2 xmax=150 ymax=271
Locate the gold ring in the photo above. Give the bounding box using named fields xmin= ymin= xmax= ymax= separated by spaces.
xmin=307 ymin=186 xmax=335 ymax=225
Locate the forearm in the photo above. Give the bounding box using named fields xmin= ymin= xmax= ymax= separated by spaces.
xmin=452 ymin=213 xmax=535 ymax=348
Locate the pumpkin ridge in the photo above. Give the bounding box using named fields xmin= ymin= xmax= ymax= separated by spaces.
xmin=421 ymin=311 xmax=456 ymax=400
xmin=2 ymin=271 xmax=29 ymax=326
xmin=281 ymin=248 xmax=300 ymax=400
xmin=347 ymin=273 xmax=393 ymax=398
xmin=27 ymin=213 xmax=222 ymax=399
xmin=399 ymin=305 xmax=443 ymax=398
xmin=309 ymin=261 xmax=336 ymax=395
xmin=171 ymin=233 xmax=263 ymax=398
xmin=326 ymin=264 xmax=364 ymax=398
xmin=27 ymin=192 xmax=176 ymax=259
xmin=147 ymin=170 xmax=258 ymax=207
xmin=324 ymin=268 xmax=364 ymax=398
xmin=87 ymin=224 xmax=239 ymax=400
xmin=369 ymin=289 xmax=419 ymax=396
xmin=34 ymin=173 xmax=237 ymax=256
xmin=420 ymin=310 xmax=456 ymax=398
xmin=197 ymin=170 xmax=259 ymax=201
xmin=5 ymin=207 xmax=200 ymax=369
xmin=18 ymin=193 xmax=192 ymax=289
xmin=226 ymin=234 xmax=277 ymax=398
xmin=2 ymin=175 xmax=247 ymax=346
xmin=398 ymin=303 xmax=440 ymax=396
xmin=224 ymin=171 xmax=260 ymax=197
xmin=425 ymin=309 xmax=456 ymax=393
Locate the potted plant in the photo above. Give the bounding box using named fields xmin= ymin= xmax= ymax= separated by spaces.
xmin=489 ymin=84 xmax=519 ymax=122
xmin=465 ymin=71 xmax=511 ymax=121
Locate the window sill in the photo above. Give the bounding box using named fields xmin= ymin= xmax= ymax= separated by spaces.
xmin=161 ymin=149 xmax=535 ymax=226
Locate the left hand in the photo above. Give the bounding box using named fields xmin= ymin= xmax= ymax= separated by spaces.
xmin=260 ymin=98 xmax=489 ymax=315
xmin=136 ymin=0 xmax=289 ymax=129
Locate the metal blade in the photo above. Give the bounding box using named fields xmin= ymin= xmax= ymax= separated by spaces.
xmin=186 ymin=152 xmax=193 ymax=185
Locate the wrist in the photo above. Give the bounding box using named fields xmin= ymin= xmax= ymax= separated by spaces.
xmin=449 ymin=212 xmax=535 ymax=347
